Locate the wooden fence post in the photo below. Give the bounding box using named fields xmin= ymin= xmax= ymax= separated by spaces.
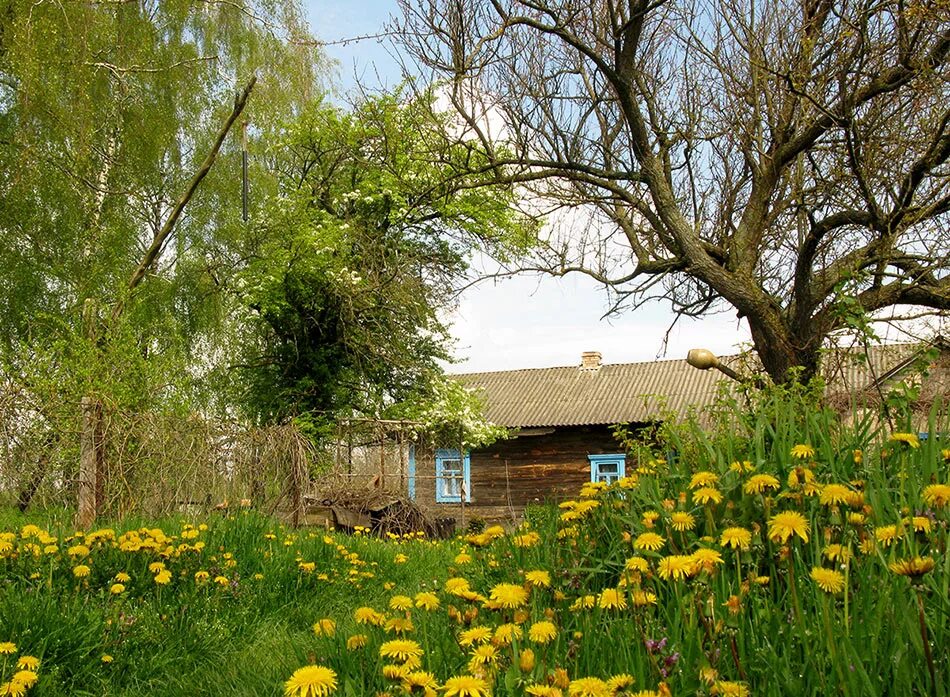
xmin=76 ymin=396 xmax=99 ymax=529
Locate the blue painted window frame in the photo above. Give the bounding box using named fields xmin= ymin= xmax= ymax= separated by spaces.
xmin=435 ymin=448 xmax=471 ymax=503
xmin=588 ymin=453 xmax=626 ymax=484
xmin=407 ymin=444 xmax=416 ymax=501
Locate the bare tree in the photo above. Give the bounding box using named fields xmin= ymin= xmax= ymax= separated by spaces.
xmin=395 ymin=0 xmax=950 ymax=383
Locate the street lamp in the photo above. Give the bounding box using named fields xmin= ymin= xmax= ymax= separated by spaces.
xmin=686 ymin=348 xmax=743 ymax=382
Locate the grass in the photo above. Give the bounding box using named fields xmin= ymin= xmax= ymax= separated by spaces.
xmin=1 ymin=384 xmax=948 ymax=696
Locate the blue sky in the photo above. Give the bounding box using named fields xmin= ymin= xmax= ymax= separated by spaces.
xmin=300 ymin=0 xmax=753 ymax=373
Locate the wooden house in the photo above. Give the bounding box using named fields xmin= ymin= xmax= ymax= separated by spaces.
xmin=407 ymin=341 xmax=947 ymax=527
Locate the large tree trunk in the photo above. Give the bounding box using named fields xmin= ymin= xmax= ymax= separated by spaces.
xmin=748 ymin=316 xmax=821 ymax=385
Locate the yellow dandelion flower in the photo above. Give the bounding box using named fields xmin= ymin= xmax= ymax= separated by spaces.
xmin=525 ymin=570 xmax=551 ymax=587
xmin=889 ymin=556 xmax=936 ymax=578
xmin=819 ymin=484 xmax=852 ymax=507
xmin=691 ymin=548 xmax=725 ymax=573
xmin=445 ymin=578 xmax=471 ymax=595
xmin=284 ymin=665 xmax=337 ymax=697
xmin=493 ymin=623 xmax=523 ymax=646
xmin=455 ymin=552 xmax=473 ymax=564
xmin=689 ymin=471 xmax=718 ymax=489
xmin=625 ymin=556 xmax=649 ymax=572
xmin=525 ymin=683 xmax=561 ymax=696
xmin=692 ymin=487 xmax=723 ymax=505
xmin=810 ymin=567 xmax=845 ymax=594
xmin=519 ymin=648 xmax=536 ymax=672
xmin=101 ymin=654 xmax=113 ymax=663
xmin=458 ymin=626 xmax=493 ymax=647
xmin=442 ymin=675 xmax=490 ymax=697
xmin=570 ymin=595 xmax=596 ymax=611
xmin=389 ymin=595 xmax=413 ymax=611
xmin=720 ymin=527 xmax=752 ymax=551
xmin=607 ymin=675 xmax=635 ymax=691
xmin=631 ymin=590 xmax=657 ymax=606
xmin=382 ymin=663 xmax=411 ymax=680
xmin=922 ymin=484 xmax=950 ymax=508
xmin=110 ymin=583 xmax=125 ymax=595
xmin=889 ymin=432 xmax=920 ymax=448
xmin=790 ymin=444 xmax=815 ymax=459
xmin=385 ymin=616 xmax=415 ymax=634
xmin=822 ymin=544 xmax=851 ymax=563
xmin=312 ymin=619 xmax=336 ymax=637
xmin=568 ymin=676 xmax=610 ymax=697
xmin=154 ymin=569 xmax=172 ymax=585
xmin=729 ymin=460 xmax=755 ymax=474
xmin=670 ymin=512 xmax=695 ymax=531
xmin=114 ymin=572 xmax=131 ymax=583
xmin=73 ymin=564 xmax=91 ymax=579
xmin=874 ymin=525 xmax=902 ymax=547
xmin=633 ymin=532 xmax=665 ymax=552
xmin=528 ymin=620 xmax=557 ymax=644
xmin=414 ymin=592 xmax=440 ymax=611
xmin=403 ymin=671 xmax=438 ymax=693
xmin=712 ymin=681 xmax=749 ymax=696
xmin=468 ymin=643 xmax=499 ymax=671
xmin=11 ymin=671 xmax=37 ymax=689
xmin=597 ymin=588 xmax=627 ymax=610
xmin=379 ymin=639 xmax=423 ymax=662
xmin=657 ymin=555 xmax=697 ymax=581
xmin=767 ymin=511 xmax=810 ymax=543
xmin=908 ymin=516 xmax=931 ymax=533
xmin=346 ymin=634 xmax=368 ymax=651
xmin=354 ymin=606 xmax=386 ymax=626
xmin=513 ymin=532 xmax=541 ymax=548
xmin=743 ymin=474 xmax=780 ymax=495
xmin=15 ymin=656 xmax=39 ymax=671
xmin=489 ymin=583 xmax=528 ymax=609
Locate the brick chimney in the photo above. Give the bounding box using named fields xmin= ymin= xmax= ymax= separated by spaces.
xmin=580 ymin=351 xmax=602 ymax=371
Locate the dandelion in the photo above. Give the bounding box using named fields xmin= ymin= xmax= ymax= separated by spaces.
xmin=631 ymin=590 xmax=658 ymax=606
xmin=689 ymin=471 xmax=718 ymax=489
xmin=729 ymin=460 xmax=755 ymax=474
xmin=889 ymin=556 xmax=936 ymax=578
xmin=380 ymin=639 xmax=423 ymax=662
xmin=492 ymin=623 xmax=523 ymax=646
xmin=822 ymin=544 xmax=852 ymax=563
xmin=355 ymin=607 xmax=386 ymax=626
xmin=403 ymin=671 xmax=438 ymax=694
xmin=525 ymin=570 xmax=551 ymax=587
xmin=284 ymin=665 xmax=337 ymax=697
xmin=743 ymin=474 xmax=780 ymax=495
xmin=101 ymin=654 xmax=113 ymax=663
xmin=723 ymin=595 xmax=742 ymax=615
xmin=346 ymin=634 xmax=368 ymax=650
xmin=154 ymin=569 xmax=172 ymax=585
xmin=148 ymin=561 xmax=166 ymax=573
xmin=570 ymin=595 xmax=596 ymax=611
xmin=15 ymin=656 xmax=38 ymax=671
xmin=819 ymin=484 xmax=851 ymax=506
xmin=313 ymin=619 xmax=336 ymax=637
xmin=529 ymin=621 xmax=558 ymax=644
xmin=875 ymin=525 xmax=902 ymax=547
xmin=767 ymin=511 xmax=810 ymax=543
xmin=455 ymin=552 xmax=473 ymax=564
xmin=633 ymin=532 xmax=665 ymax=552
xmin=889 ymin=432 xmax=920 ymax=448
xmin=489 ymin=583 xmax=528 ymax=609
xmin=468 ymin=643 xmax=499 ymax=671
xmin=11 ymin=671 xmax=37 ymax=689
xmin=922 ymin=484 xmax=950 ymax=508
xmin=720 ymin=527 xmax=752 ymax=551
xmin=791 ymin=444 xmax=815 ymax=459
xmin=670 ymin=512 xmax=695 ymax=531
xmin=115 ymin=572 xmax=131 ymax=583
xmin=513 ymin=532 xmax=541 ymax=548
xmin=810 ymin=567 xmax=845 ymax=594
xmin=385 ymin=616 xmax=415 ymax=634
xmin=389 ymin=595 xmax=413 ymax=611
xmin=625 ymin=556 xmax=649 ymax=572
xmin=110 ymin=583 xmax=125 ymax=595
xmin=383 ymin=663 xmax=410 ymax=680
xmin=692 ymin=487 xmax=723 ymax=505
xmin=414 ymin=592 xmax=440 ymax=611
xmin=445 ymin=578 xmax=471 ymax=595
xmin=442 ymin=675 xmax=490 ymax=697
xmin=525 ymin=684 xmax=561 ymax=696
xmin=712 ymin=681 xmax=749 ymax=696
xmin=658 ymin=555 xmax=696 ymax=581
xmin=597 ymin=588 xmax=627 ymax=610
xmin=691 ymin=548 xmax=725 ymax=573
xmin=607 ymin=674 xmax=635 ymax=692
xmin=519 ymin=648 xmax=536 ymax=672
xmin=73 ymin=564 xmax=91 ymax=578
xmin=458 ymin=626 xmax=492 ymax=647
xmin=568 ymin=676 xmax=610 ymax=696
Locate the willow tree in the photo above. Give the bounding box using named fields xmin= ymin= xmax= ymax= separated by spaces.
xmin=396 ymin=0 xmax=950 ymax=383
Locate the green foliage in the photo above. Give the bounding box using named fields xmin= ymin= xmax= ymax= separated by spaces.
xmin=233 ymin=92 xmax=535 ymax=431
xmin=0 ymin=0 xmax=320 ymax=413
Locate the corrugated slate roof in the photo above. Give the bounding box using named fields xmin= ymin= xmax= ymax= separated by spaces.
xmin=452 ymin=343 xmax=929 ymax=429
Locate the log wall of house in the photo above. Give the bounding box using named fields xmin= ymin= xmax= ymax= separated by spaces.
xmin=414 ymin=425 xmax=627 ymax=526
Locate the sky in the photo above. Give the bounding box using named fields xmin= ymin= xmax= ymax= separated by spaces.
xmin=301 ymin=0 xmax=754 ymax=373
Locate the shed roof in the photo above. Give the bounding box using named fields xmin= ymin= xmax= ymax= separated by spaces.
xmin=452 ymin=342 xmax=930 ymax=429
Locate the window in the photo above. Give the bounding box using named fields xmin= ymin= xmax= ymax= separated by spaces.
xmin=588 ymin=453 xmax=626 ymax=485
xmin=436 ymin=448 xmax=471 ymax=503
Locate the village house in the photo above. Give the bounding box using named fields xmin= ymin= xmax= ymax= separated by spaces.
xmin=407 ymin=341 xmax=947 ymax=526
